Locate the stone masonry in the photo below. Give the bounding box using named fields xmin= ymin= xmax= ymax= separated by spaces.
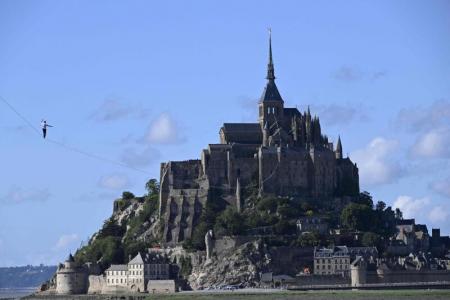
xmin=159 ymin=33 xmax=359 ymax=245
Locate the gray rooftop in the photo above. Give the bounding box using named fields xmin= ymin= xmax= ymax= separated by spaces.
xmin=128 ymin=252 xmax=144 ymax=265
xmin=107 ymin=264 xmax=127 ymax=271
xmin=314 ymin=246 xmax=349 ymax=258
xmin=260 ymin=80 xmax=283 ymax=102
xmin=221 ymin=123 xmax=262 ymax=144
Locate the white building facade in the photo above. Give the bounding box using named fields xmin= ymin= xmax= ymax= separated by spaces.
xmin=314 ymin=246 xmax=350 ymax=276
xmin=105 ymin=252 xmax=171 ymax=293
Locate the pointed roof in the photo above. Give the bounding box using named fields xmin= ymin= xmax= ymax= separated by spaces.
xmin=260 ymin=29 xmax=283 ymax=103
xmin=260 ymin=80 xmax=283 ymax=102
xmin=266 ymin=28 xmax=275 ymax=81
xmin=336 ymin=135 xmax=342 ymax=152
xmin=67 ymin=253 xmax=74 ymax=262
xmin=128 ymin=252 xmax=144 ymax=264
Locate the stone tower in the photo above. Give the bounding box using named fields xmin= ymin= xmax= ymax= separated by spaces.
xmin=158 ymin=32 xmax=360 ymax=245
xmin=56 ymin=254 xmax=88 ymax=294
xmin=258 ymin=29 xmax=284 ymax=130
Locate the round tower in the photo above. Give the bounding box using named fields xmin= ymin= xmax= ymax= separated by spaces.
xmin=56 ymin=254 xmax=87 ymax=294
xmin=350 ymin=256 xmax=367 ymax=288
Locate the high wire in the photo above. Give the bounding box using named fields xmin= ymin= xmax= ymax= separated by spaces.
xmin=0 ymin=95 xmax=151 ymax=175
xmin=1 ymin=95 xmax=283 ymax=191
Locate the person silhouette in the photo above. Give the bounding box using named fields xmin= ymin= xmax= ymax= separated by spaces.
xmin=41 ymin=119 xmax=53 ymax=139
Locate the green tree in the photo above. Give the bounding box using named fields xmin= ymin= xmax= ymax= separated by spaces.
xmin=145 ymin=179 xmax=160 ymax=196
xmin=179 ymin=256 xmax=192 ymax=278
xmin=395 ymin=208 xmax=403 ymax=220
xmin=183 ymin=222 xmax=208 ymax=251
xmin=293 ymin=232 xmax=320 ymax=247
xmin=256 ymin=196 xmax=278 ymax=213
xmin=355 ymin=191 xmax=374 ymax=208
xmin=123 ymin=240 xmax=152 ymax=262
xmin=362 ymin=232 xmax=381 ymax=247
xmin=122 ymin=191 xmax=135 ymax=200
xmin=340 ymin=203 xmax=373 ymax=231
xmin=97 ymin=219 xmax=125 ymax=239
xmin=274 ymin=219 xmax=296 ymax=235
xmin=375 ymin=201 xmax=387 ymax=211
xmin=214 ymin=206 xmax=245 ymax=236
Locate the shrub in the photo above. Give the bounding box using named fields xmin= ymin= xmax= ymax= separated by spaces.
xmin=179 ymin=256 xmax=192 ymax=278
xmin=214 ymin=206 xmax=245 ymax=236
xmin=122 ymin=191 xmax=135 ymax=200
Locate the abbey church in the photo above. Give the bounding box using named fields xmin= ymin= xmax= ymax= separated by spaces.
xmin=159 ymin=34 xmax=359 ymax=245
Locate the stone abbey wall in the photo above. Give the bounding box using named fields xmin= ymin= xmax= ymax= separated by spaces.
xmin=367 ymin=269 xmax=450 ymax=284
xmin=158 ymin=37 xmax=359 ymax=245
xmin=159 ymin=130 xmax=359 ymax=245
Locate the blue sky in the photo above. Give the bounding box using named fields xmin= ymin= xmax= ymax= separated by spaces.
xmin=1 ymin=0 xmax=449 ymax=266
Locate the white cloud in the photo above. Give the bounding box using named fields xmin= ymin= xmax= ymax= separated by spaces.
xmin=410 ymin=128 xmax=450 ymax=159
xmin=351 ymin=137 xmax=403 ymax=186
xmin=54 ymin=234 xmax=79 ymax=250
xmin=395 ymin=99 xmax=450 ymax=132
xmin=314 ymin=103 xmax=369 ymax=127
xmin=333 ymin=66 xmax=387 ymax=82
xmin=393 ymin=195 xmax=430 ymax=219
xmin=333 ymin=66 xmax=364 ymax=81
xmin=89 ymin=99 xmax=150 ymax=122
xmin=237 ymin=96 xmax=258 ymax=122
xmin=98 ymin=174 xmax=129 ymax=190
xmin=428 ymin=206 xmax=449 ymax=223
xmin=143 ymin=113 xmax=185 ymax=144
xmin=0 ymin=186 xmax=51 ymax=204
xmin=121 ymin=146 xmax=160 ymax=168
xmin=393 ymin=195 xmax=449 ymax=225
xmin=430 ymin=177 xmax=450 ymax=198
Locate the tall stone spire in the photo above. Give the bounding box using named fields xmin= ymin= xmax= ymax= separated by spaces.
xmin=259 ymin=29 xmax=284 ymax=125
xmin=336 ymin=135 xmax=343 ymax=159
xmin=266 ymin=28 xmax=275 ymax=81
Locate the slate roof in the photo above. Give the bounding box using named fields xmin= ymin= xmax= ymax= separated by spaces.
xmin=260 ymin=80 xmax=283 ymax=102
xmin=67 ymin=253 xmax=75 ymax=262
xmin=283 ymin=108 xmax=302 ymax=118
xmin=107 ymin=264 xmax=128 ymax=271
xmin=415 ymin=224 xmax=428 ymax=233
xmin=396 ymin=219 xmax=415 ymax=226
xmin=348 ymin=247 xmax=378 ymax=258
xmin=128 ymin=251 xmax=169 ymax=265
xmin=221 ymin=123 xmax=262 ymax=144
xmin=128 ymin=252 xmax=144 ymax=264
xmin=314 ymin=246 xmax=349 ymax=257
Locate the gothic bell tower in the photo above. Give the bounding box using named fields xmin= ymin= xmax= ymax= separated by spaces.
xmin=259 ymin=29 xmax=284 ymax=128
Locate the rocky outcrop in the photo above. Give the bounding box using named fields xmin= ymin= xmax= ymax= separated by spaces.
xmin=187 ymin=237 xmax=315 ymax=290
xmin=189 ymin=239 xmax=268 ymax=289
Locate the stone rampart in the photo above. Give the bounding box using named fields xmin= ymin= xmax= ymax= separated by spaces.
xmin=147 ymin=280 xmax=177 ymax=293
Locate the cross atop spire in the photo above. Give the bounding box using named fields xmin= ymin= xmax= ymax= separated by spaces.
xmin=266 ymin=28 xmax=275 ymax=81
xmin=260 ymin=29 xmax=283 ymax=103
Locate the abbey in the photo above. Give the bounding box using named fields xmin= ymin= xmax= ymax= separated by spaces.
xmin=159 ymin=34 xmax=359 ymax=245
